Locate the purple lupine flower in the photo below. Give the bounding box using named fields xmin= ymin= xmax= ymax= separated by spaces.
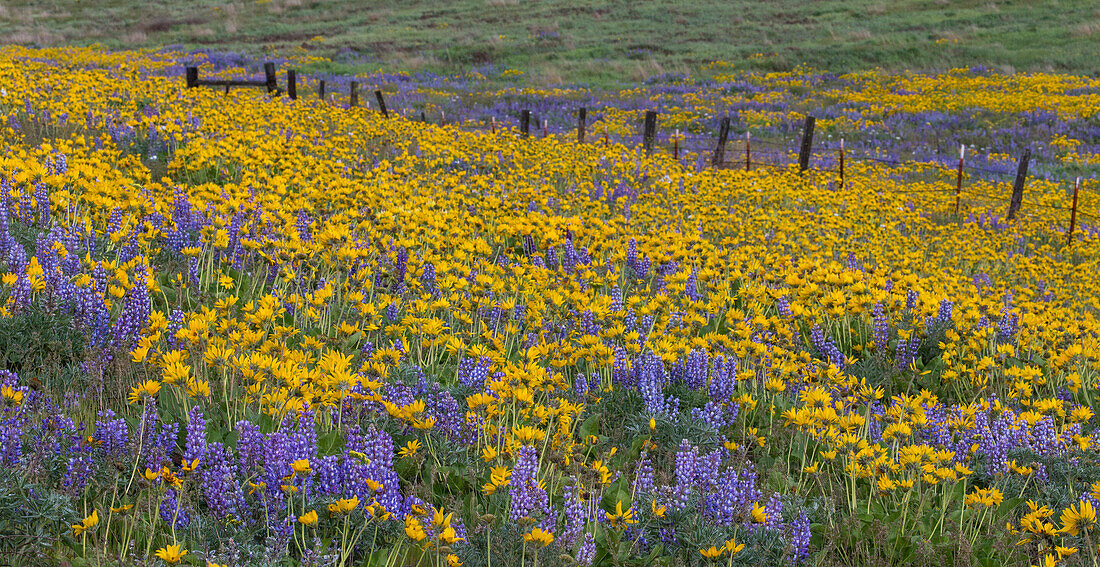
xmin=777 ymin=296 xmax=792 ymax=318
xmin=346 ymin=425 xmax=403 ymax=516
xmin=201 ymin=441 xmax=244 ymax=522
xmin=236 ymin=420 xmax=265 ymax=475
xmin=94 ymin=410 xmax=129 ymax=460
xmin=160 ymin=488 xmax=190 ymax=528
xmin=788 ymin=510 xmax=811 ymax=561
xmin=691 ymin=401 xmax=725 ymax=431
xmin=34 ymin=182 xmax=49 ymax=227
xmin=633 ymin=455 xmax=655 ymax=496
xmin=612 ymin=347 xmax=631 ymax=389
xmin=62 ymin=446 xmax=96 ymax=494
xmin=997 ymin=308 xmax=1018 ymax=342
xmin=185 ymin=405 xmax=206 ymax=465
xmin=935 ymin=299 xmax=953 ymax=325
xmin=420 ymin=261 xmax=436 ymax=294
xmin=0 ymin=413 xmax=24 ymax=467
xmin=639 ymin=351 xmax=671 ymax=417
xmin=576 ymin=533 xmax=596 ymax=565
xmin=684 ymin=267 xmax=699 ymax=302
xmin=314 ymin=455 xmax=345 ymax=497
xmin=764 ymin=493 xmax=784 ymax=531
xmin=296 ymin=210 xmax=313 ymax=242
xmin=574 ymin=373 xmax=589 ymax=398
xmin=509 ymin=445 xmax=548 ymax=522
xmin=873 ymin=303 xmax=889 ymax=356
xmin=811 ymin=325 xmax=846 ymax=368
xmin=560 ymin=481 xmax=586 ymax=549
xmin=671 ymin=439 xmax=696 ymax=510
xmin=710 ymin=355 xmax=736 ymax=402
xmin=683 ymin=349 xmax=707 ymax=390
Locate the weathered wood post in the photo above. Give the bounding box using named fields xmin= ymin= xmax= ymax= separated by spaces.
xmin=185 ymin=67 xmax=198 ymax=88
xmin=798 ymin=116 xmax=816 ymax=172
xmin=374 ymin=90 xmax=388 ymax=117
xmin=1006 ymin=149 xmax=1030 ymax=221
xmin=955 ymin=144 xmax=965 ymax=214
xmin=839 ymin=138 xmax=845 ymax=190
xmin=287 ymin=70 xmax=297 ymax=100
xmin=578 ymin=107 xmax=587 ymax=144
xmin=642 ymin=110 xmax=657 ymax=154
xmin=264 ymin=62 xmax=277 ymax=94
xmin=711 ymin=116 xmax=730 ymax=168
xmin=1068 ymin=177 xmax=1081 ymax=245
xmin=350 ymin=82 xmax=359 ymax=107
xmin=520 ymin=110 xmax=531 ymax=137
xmin=745 ymin=131 xmax=751 ymax=171
xmin=318 ymin=80 xmax=326 ymax=100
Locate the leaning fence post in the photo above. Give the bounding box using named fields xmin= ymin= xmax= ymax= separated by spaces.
xmin=264 ymin=62 xmax=277 ymax=94
xmin=287 ymin=70 xmax=297 ymax=100
xmin=520 ymin=110 xmax=531 ymax=137
xmin=374 ymin=90 xmax=388 ymax=117
xmin=1006 ymin=149 xmax=1030 ymax=221
xmin=955 ymin=144 xmax=965 ymax=214
xmin=642 ymin=110 xmax=658 ymax=154
xmin=711 ymin=116 xmax=730 ymax=168
xmin=578 ymin=107 xmax=587 ymax=144
xmin=185 ymin=67 xmax=198 ymax=88
xmin=798 ymin=116 xmax=816 ymax=172
xmin=350 ymin=82 xmax=359 ymax=107
xmin=1068 ymin=177 xmax=1081 ymax=245
xmin=318 ymin=80 xmax=325 ymax=100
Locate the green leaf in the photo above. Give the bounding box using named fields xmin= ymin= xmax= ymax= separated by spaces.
xmin=577 ymin=412 xmax=600 ymax=442
xmin=319 ymin=431 xmax=345 ymax=456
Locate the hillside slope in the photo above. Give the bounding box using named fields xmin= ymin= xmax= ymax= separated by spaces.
xmin=2 ymin=0 xmax=1097 ymax=83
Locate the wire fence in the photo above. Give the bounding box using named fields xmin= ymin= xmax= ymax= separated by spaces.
xmin=183 ymin=63 xmax=1100 ymax=243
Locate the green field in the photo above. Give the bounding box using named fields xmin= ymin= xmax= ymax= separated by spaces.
xmin=2 ymin=0 xmax=1097 ymax=84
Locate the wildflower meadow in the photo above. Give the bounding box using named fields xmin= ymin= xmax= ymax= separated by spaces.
xmin=0 ymin=45 xmax=1098 ymax=567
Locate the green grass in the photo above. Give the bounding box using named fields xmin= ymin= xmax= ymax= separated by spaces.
xmin=1 ymin=0 xmax=1097 ymax=85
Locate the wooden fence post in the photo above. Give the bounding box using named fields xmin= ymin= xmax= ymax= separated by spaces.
xmin=711 ymin=116 xmax=730 ymax=168
xmin=745 ymin=131 xmax=751 ymax=172
xmin=1068 ymin=177 xmax=1081 ymax=245
xmin=955 ymin=144 xmax=965 ymax=214
xmin=374 ymin=90 xmax=388 ymax=117
xmin=287 ymin=70 xmax=297 ymax=100
xmin=421 ymin=111 xmax=427 ymax=122
xmin=839 ymin=138 xmax=845 ymax=190
xmin=520 ymin=110 xmax=531 ymax=137
xmin=185 ymin=67 xmax=198 ymax=88
xmin=798 ymin=116 xmax=816 ymax=172
xmin=318 ymin=80 xmax=325 ymax=100
xmin=642 ymin=110 xmax=658 ymax=154
xmin=673 ymin=129 xmax=679 ymax=160
xmin=264 ymin=62 xmax=277 ymax=94
xmin=578 ymin=107 xmax=587 ymax=144
xmin=350 ymin=82 xmax=359 ymax=107
xmin=1006 ymin=149 xmax=1030 ymax=221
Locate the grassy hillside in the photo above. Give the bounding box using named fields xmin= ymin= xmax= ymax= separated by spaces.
xmin=1 ymin=0 xmax=1098 ymax=84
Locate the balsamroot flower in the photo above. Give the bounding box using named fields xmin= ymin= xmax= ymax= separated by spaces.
xmin=154 ymin=544 xmax=188 ymax=564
